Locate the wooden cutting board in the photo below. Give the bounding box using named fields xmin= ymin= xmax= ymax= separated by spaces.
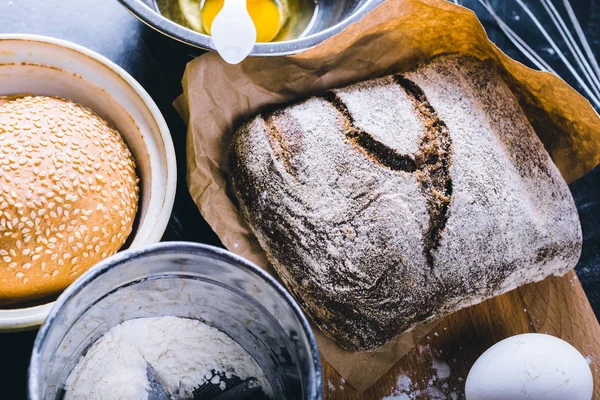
xmin=322 ymin=269 xmax=600 ymax=399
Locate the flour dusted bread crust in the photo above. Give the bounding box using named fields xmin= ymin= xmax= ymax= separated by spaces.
xmin=0 ymin=96 xmax=139 ymax=304
xmin=229 ymin=54 xmax=582 ymax=351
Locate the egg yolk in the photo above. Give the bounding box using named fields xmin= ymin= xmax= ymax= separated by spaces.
xmin=201 ymin=0 xmax=282 ymax=43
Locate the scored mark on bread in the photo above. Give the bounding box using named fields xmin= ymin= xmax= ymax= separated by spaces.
xmin=321 ymin=91 xmax=418 ymax=172
xmin=323 ymin=77 xmax=453 ymax=272
xmin=394 ymin=75 xmax=454 ymax=272
xmin=263 ymin=111 xmax=304 ymax=176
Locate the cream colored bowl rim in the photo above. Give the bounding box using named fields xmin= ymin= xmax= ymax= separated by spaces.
xmin=0 ymin=34 xmax=177 ymax=331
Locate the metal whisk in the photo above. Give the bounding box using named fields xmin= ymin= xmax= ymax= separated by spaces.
xmin=453 ymin=0 xmax=600 ymax=110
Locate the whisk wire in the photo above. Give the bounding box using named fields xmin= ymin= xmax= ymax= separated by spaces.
xmin=542 ymin=0 xmax=600 ymax=95
xmin=474 ymin=0 xmax=557 ymax=73
xmin=452 ymin=0 xmax=600 ymax=110
xmin=513 ymin=0 xmax=600 ymax=105
xmin=563 ymin=0 xmax=600 ymax=79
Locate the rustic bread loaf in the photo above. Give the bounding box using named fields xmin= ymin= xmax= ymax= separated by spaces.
xmin=229 ymin=54 xmax=582 ymax=351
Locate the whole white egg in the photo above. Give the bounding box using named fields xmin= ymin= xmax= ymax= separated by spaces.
xmin=465 ymin=333 xmax=593 ymax=400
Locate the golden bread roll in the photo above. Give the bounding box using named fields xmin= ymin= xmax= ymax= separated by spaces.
xmin=0 ymin=96 xmax=139 ymax=304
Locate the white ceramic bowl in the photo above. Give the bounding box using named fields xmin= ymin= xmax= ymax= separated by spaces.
xmin=0 ymin=34 xmax=176 ymax=331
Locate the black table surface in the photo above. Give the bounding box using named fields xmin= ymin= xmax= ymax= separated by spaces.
xmin=0 ymin=0 xmax=599 ymax=398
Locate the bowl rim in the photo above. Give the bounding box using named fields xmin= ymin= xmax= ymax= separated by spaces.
xmin=29 ymin=242 xmax=324 ymax=400
xmin=0 ymin=33 xmax=177 ymax=331
xmin=116 ymin=0 xmax=386 ymax=56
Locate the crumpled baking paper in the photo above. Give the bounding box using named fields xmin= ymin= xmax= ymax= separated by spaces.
xmin=176 ymin=0 xmax=600 ymax=391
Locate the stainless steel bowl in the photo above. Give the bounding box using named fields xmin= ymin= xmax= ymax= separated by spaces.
xmin=29 ymin=242 xmax=322 ymax=400
xmin=116 ymin=0 xmax=385 ymax=56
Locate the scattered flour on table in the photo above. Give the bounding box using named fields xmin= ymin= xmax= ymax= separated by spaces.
xmin=431 ymin=359 xmax=451 ymax=380
xmin=65 ymin=316 xmax=272 ymax=400
xmin=327 ymin=378 xmax=345 ymax=392
xmin=382 ymin=357 xmax=463 ymax=400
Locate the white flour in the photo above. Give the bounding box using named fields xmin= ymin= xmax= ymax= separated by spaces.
xmin=65 ymin=316 xmax=273 ymax=400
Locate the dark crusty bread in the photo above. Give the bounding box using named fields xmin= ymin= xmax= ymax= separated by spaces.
xmin=229 ymin=54 xmax=582 ymax=351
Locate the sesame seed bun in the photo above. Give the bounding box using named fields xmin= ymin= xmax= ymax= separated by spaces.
xmin=0 ymin=95 xmax=139 ymax=304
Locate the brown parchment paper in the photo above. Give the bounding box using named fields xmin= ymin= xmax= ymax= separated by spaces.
xmin=176 ymin=0 xmax=600 ymax=392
